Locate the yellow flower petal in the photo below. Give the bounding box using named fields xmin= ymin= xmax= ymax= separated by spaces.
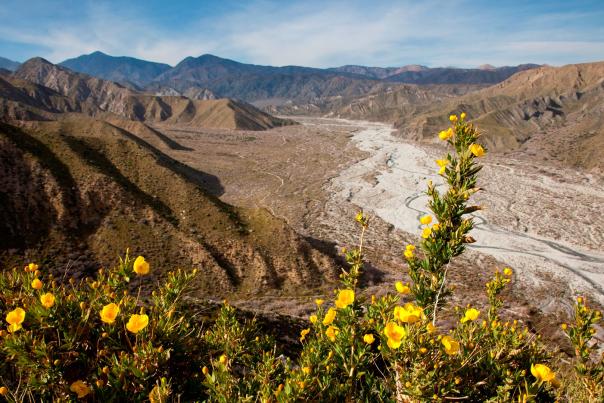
xmin=31 ymin=278 xmax=43 ymax=290
xmin=133 ymin=256 xmax=150 ymax=275
xmin=421 ymin=227 xmax=432 ymax=239
xmin=70 ymin=380 xmax=91 ymax=398
xmin=469 ymin=143 xmax=485 ymax=157
xmin=442 ymin=335 xmax=460 ymax=355
xmin=460 ymin=308 xmax=480 ymax=323
xmin=126 ymin=314 xmax=149 ymax=334
xmin=325 ymin=325 xmax=339 ymax=341
xmin=531 ymin=363 xmax=556 ymax=383
xmin=395 ymin=281 xmax=411 ymax=294
xmin=40 ymin=293 xmax=55 ymax=308
xmin=363 ymin=334 xmax=375 ymax=344
xmin=322 ymin=308 xmax=336 ymax=326
xmin=419 ymin=215 xmax=432 ymax=225
xmin=100 ymin=303 xmax=120 ymax=324
xmin=334 ymin=289 xmax=355 ymax=309
xmin=384 ymin=322 xmax=406 ymax=349
xmin=6 ymin=307 xmax=26 ymax=325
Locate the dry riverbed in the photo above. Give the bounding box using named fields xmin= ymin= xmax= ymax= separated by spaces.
xmin=157 ymin=117 xmax=604 ymax=343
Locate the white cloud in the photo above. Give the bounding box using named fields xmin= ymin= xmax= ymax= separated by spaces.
xmin=0 ymin=0 xmax=602 ymax=67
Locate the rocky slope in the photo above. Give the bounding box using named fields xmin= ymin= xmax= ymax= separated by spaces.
xmin=6 ymin=58 xmax=292 ymax=130
xmin=393 ymin=61 xmax=604 ymax=171
xmin=0 ymin=117 xmax=337 ymax=297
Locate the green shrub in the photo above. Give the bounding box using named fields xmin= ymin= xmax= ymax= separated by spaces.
xmin=1 ymin=113 xmax=602 ymax=402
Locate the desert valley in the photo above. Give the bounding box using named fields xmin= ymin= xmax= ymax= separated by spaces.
xmin=1 ymin=3 xmax=603 ymax=398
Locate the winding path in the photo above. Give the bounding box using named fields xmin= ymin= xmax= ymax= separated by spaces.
xmin=314 ymin=118 xmax=604 ymax=306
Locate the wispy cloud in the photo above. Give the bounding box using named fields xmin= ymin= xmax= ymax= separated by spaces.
xmin=0 ymin=0 xmax=603 ymax=67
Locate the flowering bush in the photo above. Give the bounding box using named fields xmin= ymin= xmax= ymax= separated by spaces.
xmin=1 ymin=114 xmax=602 ymax=401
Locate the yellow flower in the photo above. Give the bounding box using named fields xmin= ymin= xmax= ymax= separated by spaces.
xmin=460 ymin=308 xmax=480 ymax=323
xmin=460 ymin=112 xmax=467 ymax=120
xmin=335 ymin=289 xmax=355 ymax=309
xmin=363 ymin=334 xmax=375 ymax=344
xmin=219 ymin=354 xmax=228 ymax=365
xmin=70 ymin=380 xmax=91 ymax=398
xmin=126 ymin=314 xmax=149 ymax=334
xmin=438 ymin=128 xmax=454 ymax=140
xmin=449 ymin=114 xmax=458 ymax=122
xmin=322 ymin=308 xmax=336 ymax=326
xmin=0 ymin=386 xmax=7 ymax=396
xmin=441 ymin=335 xmax=460 ymax=355
xmin=395 ymin=281 xmax=411 ymax=294
xmin=302 ymin=366 xmax=311 ymax=375
xmin=406 ymin=244 xmax=415 ymax=251
xmin=531 ymin=363 xmax=556 ymax=383
xmin=27 ymin=263 xmax=38 ymax=272
xmin=6 ymin=307 xmax=25 ymax=327
xmin=133 ymin=255 xmax=150 ymax=275
xmin=100 ymin=303 xmax=120 ymax=324
xmin=421 ymin=227 xmax=432 ymax=239
xmin=503 ymin=267 xmax=513 ymax=276
xmin=300 ymin=328 xmax=310 ymax=342
xmin=309 ymin=315 xmax=318 ymax=324
xmin=315 ymin=298 xmax=324 ymax=306
xmin=40 ymin=293 xmax=55 ymax=308
xmin=469 ymin=143 xmax=485 ymax=157
xmin=404 ymin=249 xmax=414 ymax=259
xmin=355 ymin=211 xmax=364 ymax=223
xmin=202 ymin=366 xmax=209 ymax=375
xmin=432 ymin=223 xmax=440 ymax=231
xmin=31 ymin=278 xmax=43 ymax=290
xmin=419 ymin=215 xmax=432 ymax=225
xmin=426 ymin=322 xmax=437 ymax=333
xmin=325 ymin=325 xmax=339 ymax=341
xmin=394 ymin=303 xmax=424 ymax=324
xmin=384 ymin=322 xmax=406 ymax=349
xmin=436 ymin=159 xmax=448 ymax=174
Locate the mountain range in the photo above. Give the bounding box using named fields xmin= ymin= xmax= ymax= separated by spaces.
xmin=3 ymin=57 xmax=291 ymax=130
xmin=9 ymin=51 xmax=537 ymax=104
xmin=0 ymin=56 xmax=20 ymax=71
xmin=0 ymin=56 xmax=333 ymax=298
xmin=1 ymin=49 xmax=602 ymax=302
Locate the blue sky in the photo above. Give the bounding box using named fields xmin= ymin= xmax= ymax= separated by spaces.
xmin=1 ymin=0 xmax=603 ymax=68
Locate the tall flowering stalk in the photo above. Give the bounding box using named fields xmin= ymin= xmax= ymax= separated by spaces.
xmin=405 ymin=113 xmax=486 ymax=316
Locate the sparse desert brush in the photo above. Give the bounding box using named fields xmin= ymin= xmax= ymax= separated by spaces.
xmin=1 ymin=114 xmax=602 ymax=402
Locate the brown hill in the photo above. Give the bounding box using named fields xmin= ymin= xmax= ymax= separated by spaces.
xmin=0 ymin=117 xmax=337 ymax=297
xmin=9 ymin=58 xmax=292 ymax=130
xmin=394 ymin=61 xmax=604 ymax=171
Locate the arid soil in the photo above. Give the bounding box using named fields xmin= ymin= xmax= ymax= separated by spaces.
xmin=155 ymin=117 xmax=603 ymax=347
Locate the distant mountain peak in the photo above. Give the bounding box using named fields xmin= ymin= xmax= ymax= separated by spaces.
xmin=479 ymin=64 xmax=496 ymax=70
xmin=21 ymin=57 xmax=54 ymax=67
xmin=59 ymin=52 xmax=172 ymax=88
xmin=0 ymin=56 xmax=21 ymax=72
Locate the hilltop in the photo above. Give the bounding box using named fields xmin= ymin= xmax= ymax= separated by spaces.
xmin=4 ymin=58 xmax=292 ymax=130
xmin=60 ymin=51 xmax=172 ymax=89
xmin=392 ymin=61 xmax=604 ymax=171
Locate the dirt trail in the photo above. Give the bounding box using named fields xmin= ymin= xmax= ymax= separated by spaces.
xmin=314 ymin=118 xmax=604 ymax=308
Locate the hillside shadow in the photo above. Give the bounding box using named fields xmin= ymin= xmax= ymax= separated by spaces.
xmin=0 ymin=122 xmax=82 ymax=249
xmin=63 ymin=136 xmax=179 ymax=225
xmin=105 ymin=122 xmax=225 ymax=197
